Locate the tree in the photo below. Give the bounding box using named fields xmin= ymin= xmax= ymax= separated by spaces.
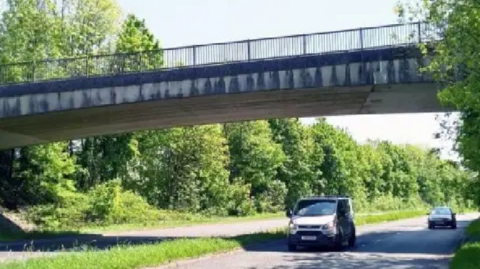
xmin=0 ymin=0 xmax=122 ymax=80
xmin=57 ymin=0 xmax=122 ymax=56
xmin=75 ymin=13 xmax=162 ymax=189
xmin=396 ymin=0 xmax=480 ymax=206
xmin=225 ymin=121 xmax=285 ymax=200
xmin=8 ymin=143 xmax=76 ymax=207
xmin=268 ymin=118 xmax=319 ymax=208
xmin=0 ymin=149 xmax=15 ymax=208
xmin=131 ymin=125 xmax=230 ymax=213
xmin=114 ymin=14 xmax=163 ymax=73
xmin=310 ymin=119 xmax=368 ymax=203
xmin=0 ymin=0 xmax=64 ymax=83
xmin=396 ymin=1 xmax=480 ymax=168
xmin=116 ymin=14 xmax=159 ymax=52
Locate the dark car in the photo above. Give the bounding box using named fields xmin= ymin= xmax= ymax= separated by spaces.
xmin=285 ymin=196 xmax=356 ymax=251
xmin=427 ymin=206 xmax=457 ymax=229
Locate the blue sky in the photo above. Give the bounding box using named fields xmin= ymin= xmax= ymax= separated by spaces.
xmin=116 ymin=0 xmax=458 ymax=160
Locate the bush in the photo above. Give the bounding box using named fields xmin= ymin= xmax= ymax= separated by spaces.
xmin=355 ymin=195 xmax=427 ymax=213
xmin=255 ymin=180 xmax=287 ymax=213
xmin=27 ymin=180 xmax=175 ymax=230
xmin=27 ymin=191 xmax=90 ymax=230
xmin=226 ymin=182 xmax=256 ymax=216
xmin=84 ymin=180 xmax=161 ymax=225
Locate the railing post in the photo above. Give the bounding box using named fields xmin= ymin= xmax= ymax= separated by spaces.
xmin=359 ymin=28 xmax=364 ymax=50
xmin=32 ymin=61 xmax=36 ymax=82
xmin=192 ymin=45 xmax=197 ymax=66
xmin=417 ymin=22 xmax=422 ymax=43
xmin=85 ymin=56 xmax=89 ymax=77
xmin=247 ymin=40 xmax=251 ymax=61
xmin=303 ymin=34 xmax=307 ymax=55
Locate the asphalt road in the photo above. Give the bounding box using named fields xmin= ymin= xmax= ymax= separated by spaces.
xmin=155 ymin=213 xmax=479 ymax=269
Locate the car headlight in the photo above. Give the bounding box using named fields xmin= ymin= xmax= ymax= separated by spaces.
xmin=289 ymin=222 xmax=298 ymax=234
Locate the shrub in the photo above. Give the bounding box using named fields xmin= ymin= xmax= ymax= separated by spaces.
xmin=356 ymin=195 xmax=427 ymax=213
xmin=27 ymin=191 xmax=90 ymax=230
xmin=27 ymin=180 xmax=168 ymax=230
xmin=226 ymin=182 xmax=256 ymax=216
xmin=255 ymin=180 xmax=287 ymax=213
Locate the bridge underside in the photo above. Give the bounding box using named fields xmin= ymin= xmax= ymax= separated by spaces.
xmin=0 ymin=82 xmax=444 ymax=149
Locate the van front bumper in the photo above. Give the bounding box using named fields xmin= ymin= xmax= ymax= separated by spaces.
xmin=287 ymin=231 xmax=338 ymax=247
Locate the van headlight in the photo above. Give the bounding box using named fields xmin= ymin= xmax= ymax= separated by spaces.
xmin=322 ymin=221 xmax=336 ymax=233
xmin=289 ymin=222 xmax=298 ymax=234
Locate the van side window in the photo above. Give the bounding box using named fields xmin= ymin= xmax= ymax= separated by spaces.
xmin=344 ymin=200 xmax=351 ymax=214
xmin=337 ymin=200 xmax=345 ymax=215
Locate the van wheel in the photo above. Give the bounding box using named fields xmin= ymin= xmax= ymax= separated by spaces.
xmin=348 ymin=228 xmax=356 ymax=247
xmin=333 ymin=233 xmax=344 ymax=251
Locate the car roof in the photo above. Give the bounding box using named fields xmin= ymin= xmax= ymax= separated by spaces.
xmin=432 ymin=206 xmax=452 ymax=210
xmin=298 ymin=196 xmax=350 ymax=201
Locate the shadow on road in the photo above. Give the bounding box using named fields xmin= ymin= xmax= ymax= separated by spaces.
xmin=0 ymin=234 xmax=199 ymax=253
xmin=261 ymin=253 xmax=450 ymax=269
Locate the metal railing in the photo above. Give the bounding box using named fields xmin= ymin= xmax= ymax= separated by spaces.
xmin=0 ymin=22 xmax=440 ymax=86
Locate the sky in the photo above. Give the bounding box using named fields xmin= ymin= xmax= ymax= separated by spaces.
xmin=115 ymin=0 xmax=458 ymax=160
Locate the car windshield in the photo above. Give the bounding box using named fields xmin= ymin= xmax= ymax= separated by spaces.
xmin=294 ymin=199 xmax=337 ymax=216
xmin=431 ymin=208 xmax=451 ymax=215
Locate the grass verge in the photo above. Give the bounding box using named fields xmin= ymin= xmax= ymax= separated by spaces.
xmin=0 ymin=231 xmax=286 ymax=269
xmin=450 ymin=219 xmax=480 ymax=269
xmin=0 ymin=212 xmax=284 ymax=242
xmin=82 ymin=212 xmax=284 ymax=234
xmin=450 ymin=242 xmax=480 ymax=269
xmin=355 ymin=210 xmax=426 ymax=226
xmin=1 ymin=210 xmax=428 ymax=269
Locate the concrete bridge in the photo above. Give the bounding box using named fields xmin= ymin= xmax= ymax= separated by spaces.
xmin=0 ymin=22 xmax=446 ymax=149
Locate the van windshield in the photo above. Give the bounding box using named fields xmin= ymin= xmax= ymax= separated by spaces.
xmin=294 ymin=199 xmax=337 ymax=216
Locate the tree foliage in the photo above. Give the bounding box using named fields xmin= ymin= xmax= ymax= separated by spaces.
xmin=396 ymin=0 xmax=480 ymax=203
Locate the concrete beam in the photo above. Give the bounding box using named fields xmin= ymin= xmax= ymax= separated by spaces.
xmin=0 ymin=83 xmax=448 ymax=150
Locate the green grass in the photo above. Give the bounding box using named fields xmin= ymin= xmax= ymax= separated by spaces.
xmin=81 ymin=212 xmax=284 ymax=233
xmin=355 ymin=210 xmax=427 ymax=226
xmin=451 ymin=242 xmax=480 ymax=269
xmin=466 ymin=219 xmax=480 ymax=237
xmin=0 ymin=212 xmax=284 ymax=242
xmin=450 ymin=219 xmax=480 ymax=269
xmin=0 ymin=231 xmax=286 ymax=269
xmin=0 ymin=210 xmax=429 ymax=269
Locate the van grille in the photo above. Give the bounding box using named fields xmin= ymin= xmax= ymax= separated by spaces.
xmin=298 ymin=225 xmax=321 ymax=229
xmin=296 ymin=231 xmax=323 ymax=236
